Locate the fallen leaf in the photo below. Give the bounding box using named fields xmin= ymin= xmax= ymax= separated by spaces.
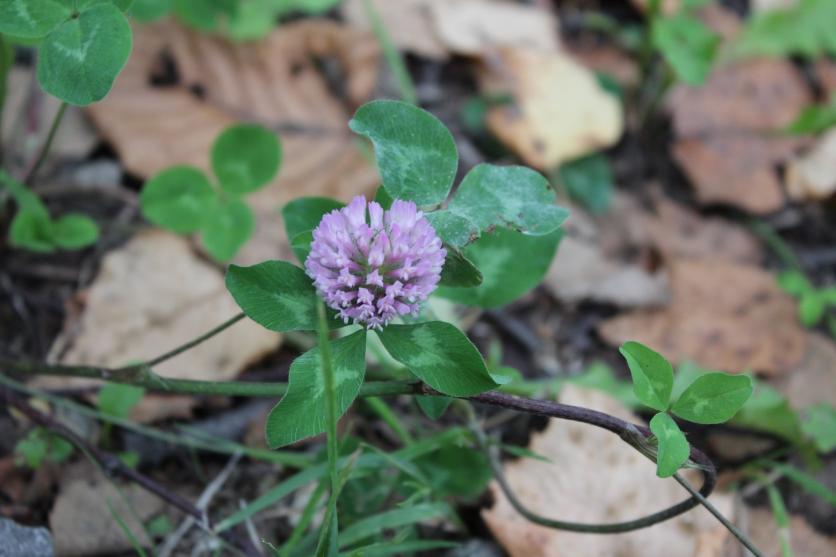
xmin=741 ymin=507 xmax=836 ymax=557
xmin=342 ymin=0 xmax=449 ymax=60
xmin=633 ymin=196 xmax=762 ymax=264
xmin=545 ymin=236 xmax=669 ymax=308
xmin=480 ymin=47 xmax=624 ymax=170
xmin=566 ymin=42 xmax=640 ymax=89
xmin=41 ymin=230 xmax=280 ymax=422
xmin=430 ymin=0 xmax=560 ymax=56
xmin=786 ymin=128 xmax=836 ymax=200
xmin=598 ymin=258 xmax=806 ymax=375
xmin=483 ymin=385 xmax=733 ymax=557
xmin=775 ymin=332 xmax=836 ymax=409
xmin=668 ymin=58 xmax=812 ymax=213
xmin=87 ymin=19 xmax=380 ymax=264
xmin=50 ymin=478 xmax=167 ymax=556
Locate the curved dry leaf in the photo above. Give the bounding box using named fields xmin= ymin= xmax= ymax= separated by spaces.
xmin=480 ymin=47 xmax=623 ymax=170
xmin=87 ymin=19 xmax=381 ymax=263
xmin=598 ymin=258 xmax=806 ymax=375
xmin=41 ymin=231 xmax=280 ymax=422
xmin=667 ymin=58 xmax=812 ymax=214
xmin=483 ymin=385 xmax=733 ymax=557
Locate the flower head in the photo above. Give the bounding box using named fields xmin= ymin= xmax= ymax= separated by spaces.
xmin=305 ymin=195 xmax=446 ymax=329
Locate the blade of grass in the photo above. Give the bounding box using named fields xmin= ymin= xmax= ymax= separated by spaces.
xmin=337 ymin=502 xmax=449 ymax=549
xmin=361 ymin=0 xmax=417 ymax=104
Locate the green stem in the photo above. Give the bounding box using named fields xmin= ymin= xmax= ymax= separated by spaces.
xmin=143 ymin=312 xmax=246 ymax=368
xmin=315 ymin=300 xmax=340 ymax=556
xmin=673 ymin=473 xmax=765 ymax=557
xmin=24 ymin=101 xmax=68 ymax=185
xmin=362 ymin=0 xmax=418 ymax=105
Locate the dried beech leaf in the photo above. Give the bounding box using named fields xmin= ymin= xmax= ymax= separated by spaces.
xmin=480 ymin=47 xmax=623 ymax=170
xmin=668 ymin=58 xmax=812 ymax=213
xmin=599 ymin=258 xmax=806 ymax=375
xmin=87 ymin=19 xmax=381 ymax=264
xmin=775 ymin=332 xmax=836 ymax=409
xmin=483 ymin=385 xmax=733 ymax=557
xmin=41 ymin=231 xmax=280 ymax=422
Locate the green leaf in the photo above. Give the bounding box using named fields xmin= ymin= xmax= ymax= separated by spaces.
xmin=15 ymin=429 xmax=48 ymax=468
xmin=415 ymin=395 xmax=452 ymax=420
xmin=225 ymin=260 xmax=324 ymax=332
xmin=652 ymin=14 xmax=719 ymax=86
xmin=140 ymin=166 xmax=216 ymax=233
xmin=349 ymin=100 xmax=458 ymax=206
xmin=98 ymin=382 xmax=145 ymax=418
xmin=376 ymin=321 xmax=497 ymax=397
xmin=558 ymin=154 xmax=613 ymax=215
xmin=649 ymin=412 xmax=690 ymax=478
xmin=435 ymin=164 xmax=569 ymax=247
xmin=730 ymin=380 xmax=802 ymax=443
xmin=37 ymin=3 xmax=132 ymax=105
xmin=438 ymin=245 xmax=482 ymax=288
xmin=338 ymin=503 xmax=449 ymax=549
xmin=282 ymin=197 xmax=344 ymax=239
xmin=211 ymin=124 xmax=281 ymax=194
xmin=265 ymin=330 xmax=366 ymax=448
xmin=201 ymin=199 xmax=254 ymax=261
xmin=129 ymin=0 xmax=171 ymax=22
xmin=619 ymin=341 xmax=674 ymax=412
xmin=0 ymin=0 xmax=72 ymax=39
xmin=798 ymin=292 xmax=827 ymax=326
xmin=436 ymin=228 xmax=562 ymax=308
xmin=734 ymin=0 xmax=836 ymax=59
xmin=801 ymin=403 xmax=836 ymax=453
xmin=51 ymin=213 xmax=99 ymax=249
xmin=9 ymin=210 xmax=55 ymax=253
xmin=785 ymin=96 xmax=836 ymax=134
xmin=771 ymin=462 xmax=836 ymax=507
xmin=373 ymin=185 xmax=394 ymax=210
xmin=171 ymin=0 xmax=234 ymax=31
xmin=777 ymin=270 xmax=812 ymax=297
xmin=416 ymin=446 xmax=491 ymax=498
xmin=672 ymin=372 xmax=753 ymax=424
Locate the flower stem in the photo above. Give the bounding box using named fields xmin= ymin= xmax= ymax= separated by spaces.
xmin=23 ymin=101 xmax=68 ymax=185
xmin=143 ymin=312 xmax=246 ymax=368
xmin=673 ymin=473 xmax=765 ymax=557
xmin=315 ymin=300 xmax=340 ymax=556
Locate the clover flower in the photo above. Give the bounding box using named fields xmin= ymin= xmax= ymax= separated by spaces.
xmin=305 ymin=195 xmax=446 ymax=329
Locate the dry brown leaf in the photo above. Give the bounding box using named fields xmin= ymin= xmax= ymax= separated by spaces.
xmin=737 ymin=508 xmax=836 ymax=557
xmin=40 ymin=230 xmax=280 ymax=422
xmin=786 ymin=128 xmax=836 ymax=200
xmin=775 ymin=332 xmax=836 ymax=409
xmin=483 ymin=385 xmax=733 ymax=557
xmin=51 ymin=478 xmax=167 ymax=556
xmin=87 ymin=19 xmax=380 ymax=264
xmin=635 ymin=197 xmax=762 ymax=264
xmin=598 ymin=258 xmax=806 ymax=375
xmin=567 ymin=43 xmax=640 ymax=89
xmin=668 ymin=59 xmax=812 ymax=213
xmin=430 ymin=0 xmax=560 ymax=56
xmin=545 ymin=236 xmax=669 ymax=308
xmin=342 ymin=0 xmax=449 ymax=60
xmin=480 ymin=47 xmax=623 ymax=170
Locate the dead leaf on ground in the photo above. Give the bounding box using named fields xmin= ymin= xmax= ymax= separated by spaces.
xmin=774 ymin=332 xmax=836 ymax=409
xmin=545 ymin=204 xmax=669 ymax=308
xmin=39 ymin=230 xmax=280 ymax=422
xmin=668 ymin=55 xmax=812 ymax=213
xmin=87 ymin=19 xmax=380 ymax=264
xmin=342 ymin=0 xmax=559 ymax=60
xmin=483 ymin=385 xmax=733 ymax=557
xmin=479 ymin=47 xmax=623 ymax=170
xmin=598 ymin=258 xmax=806 ymax=375
xmin=736 ymin=507 xmax=836 ymax=557
xmin=50 ymin=477 xmax=168 ymax=556
xmin=430 ymin=0 xmax=560 ymax=56
xmin=786 ymin=128 xmax=836 ymax=201
xmin=567 ymin=42 xmax=640 ymax=89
